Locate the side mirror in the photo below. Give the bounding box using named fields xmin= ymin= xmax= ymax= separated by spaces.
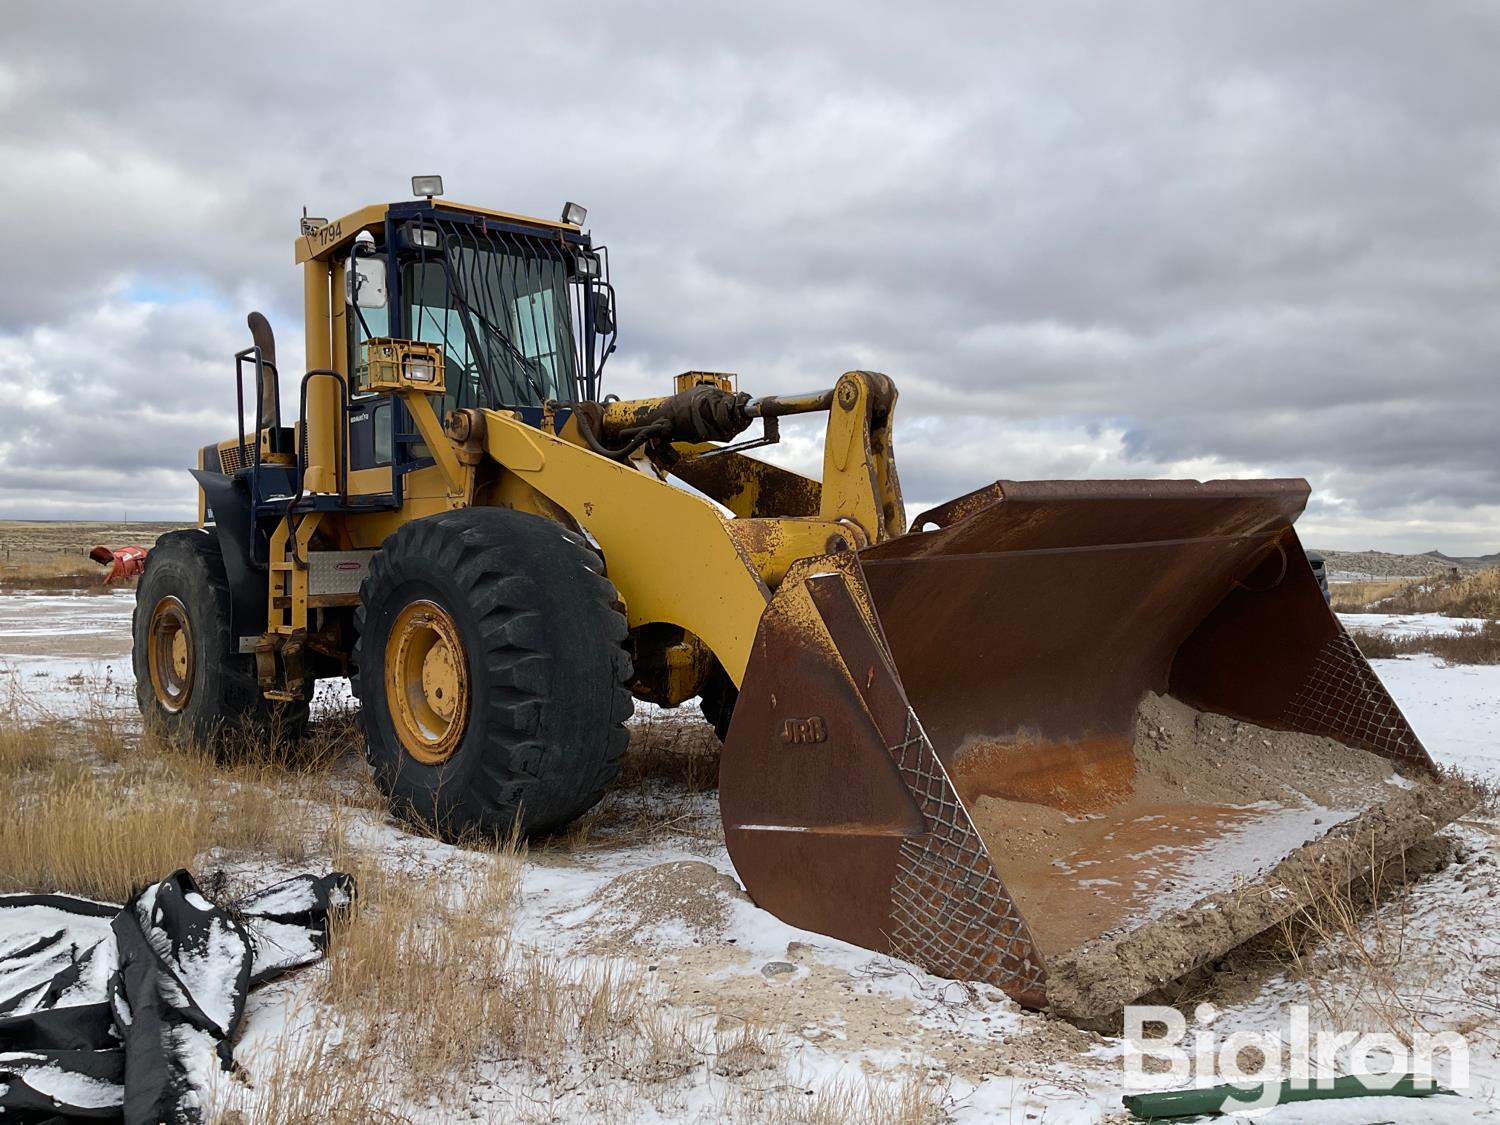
xmin=592 ymin=289 xmax=614 ymax=335
xmin=346 ymin=255 xmax=388 ymax=309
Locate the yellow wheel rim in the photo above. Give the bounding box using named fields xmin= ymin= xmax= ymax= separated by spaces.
xmin=147 ymin=596 xmax=194 ymax=713
xmin=386 ymin=599 xmax=470 ymax=765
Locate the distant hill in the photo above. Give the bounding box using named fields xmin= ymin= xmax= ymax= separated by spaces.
xmin=1312 ymin=548 xmax=1500 ymax=580
xmin=1422 ymin=549 xmax=1500 ymax=567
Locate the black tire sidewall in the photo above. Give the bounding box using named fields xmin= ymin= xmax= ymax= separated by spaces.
xmin=133 ymin=531 xmax=279 ymax=744
xmin=358 ymin=565 xmax=506 ymax=825
xmin=355 ymin=509 xmax=631 ymax=839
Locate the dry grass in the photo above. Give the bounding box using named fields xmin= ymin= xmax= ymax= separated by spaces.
xmin=0 ymin=554 xmax=95 ymax=579
xmin=211 ymin=1017 xmax=408 ymax=1124
xmin=616 ymin=708 xmax=722 ymax=792
xmin=0 ymin=690 xmax=369 ymax=897
xmin=0 ymin=711 xmax=51 ymax=771
xmin=0 ymin=556 xmax=114 ymax=594
xmin=1350 ymin=620 xmax=1500 ymax=664
xmin=1254 ymin=835 xmax=1500 ymax=1080
xmin=1337 ymin=567 xmax=1500 ymax=619
xmin=743 ymin=1073 xmax=947 ymax=1125
xmin=1330 ymin=578 xmax=1412 ymax=613
xmin=553 ymin=710 xmax=723 ymax=853
xmin=1394 ymin=567 xmax=1500 ymax=618
xmin=0 ymin=558 xmax=93 ymax=582
xmin=0 ymin=747 xmax=331 ymax=897
xmin=317 ymin=831 xmax=534 ymax=1092
xmin=316 ymin=818 xmax=725 ymax=1095
xmin=224 ymin=789 xmax=941 ymax=1122
xmin=3 ymin=676 xmax=942 ymax=1122
xmin=0 ymin=764 xmax=214 ymax=900
xmin=1446 ymin=763 xmax=1500 ymax=817
xmin=1271 ymin=835 xmax=1433 ymax=1039
xmin=0 ymin=520 xmax=180 ymax=591
xmin=222 ymin=824 xmax=693 ymax=1119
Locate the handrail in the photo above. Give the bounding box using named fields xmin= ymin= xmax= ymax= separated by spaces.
xmin=282 ymin=368 xmax=350 ymax=568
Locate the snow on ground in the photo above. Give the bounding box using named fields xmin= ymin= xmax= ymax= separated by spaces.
xmin=0 ymin=589 xmax=135 ymax=716
xmin=4 ymin=590 xmax=1500 ymax=1121
xmin=0 ymin=588 xmax=356 ymax=718
xmin=0 ymin=589 xmax=135 ymax=649
xmin=1371 ymin=655 xmax=1500 ymax=783
xmin=1339 ymin=611 xmax=1492 ymax=639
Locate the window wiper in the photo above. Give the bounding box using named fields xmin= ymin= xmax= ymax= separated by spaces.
xmin=463 ymin=305 xmax=551 ymax=405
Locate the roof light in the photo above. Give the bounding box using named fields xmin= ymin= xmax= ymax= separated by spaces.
xmin=574 ymin=251 xmax=600 ymax=279
xmin=561 ymin=201 xmax=588 ymax=226
xmin=411 ymin=175 xmax=444 ymax=198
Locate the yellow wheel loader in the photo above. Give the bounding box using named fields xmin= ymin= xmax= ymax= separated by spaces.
xmin=133 ymin=180 xmax=1467 ymax=1021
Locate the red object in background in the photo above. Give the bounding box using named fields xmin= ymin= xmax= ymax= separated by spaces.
xmin=89 ymin=545 xmax=148 ymax=584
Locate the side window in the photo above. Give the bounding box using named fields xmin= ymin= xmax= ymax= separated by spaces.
xmin=345 ymin=258 xmax=394 ymax=473
xmin=407 ymin=259 xmax=484 ymax=414
xmin=349 ymin=285 xmax=390 ymax=384
xmin=372 ymin=401 xmax=392 ymax=465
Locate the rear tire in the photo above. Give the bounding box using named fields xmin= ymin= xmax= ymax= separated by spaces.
xmin=353 ymin=508 xmax=633 ymax=839
xmin=133 ymin=530 xmax=308 ymax=747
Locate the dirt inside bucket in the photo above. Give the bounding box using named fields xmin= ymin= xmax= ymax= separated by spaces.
xmin=952 ymin=692 xmax=1474 ymax=1021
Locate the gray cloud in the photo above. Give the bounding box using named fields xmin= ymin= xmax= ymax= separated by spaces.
xmin=1 ymin=1 xmax=1497 ymax=551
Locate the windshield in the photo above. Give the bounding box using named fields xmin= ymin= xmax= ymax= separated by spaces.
xmin=404 ymin=232 xmax=578 ymax=411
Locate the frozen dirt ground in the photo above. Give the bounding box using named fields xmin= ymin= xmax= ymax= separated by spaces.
xmin=3 ymin=588 xmax=1499 ymax=1122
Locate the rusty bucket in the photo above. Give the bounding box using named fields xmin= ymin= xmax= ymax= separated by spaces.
xmin=719 ymin=479 xmax=1450 ymax=1019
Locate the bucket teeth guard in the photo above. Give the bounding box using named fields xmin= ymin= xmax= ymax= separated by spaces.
xmin=721 ymin=552 xmax=1049 ymax=1005
xmin=720 ymin=478 xmax=1437 ymax=1014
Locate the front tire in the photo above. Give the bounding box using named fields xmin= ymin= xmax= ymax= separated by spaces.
xmin=353 ymin=509 xmax=633 ymax=839
xmin=133 ymin=530 xmax=308 ymax=747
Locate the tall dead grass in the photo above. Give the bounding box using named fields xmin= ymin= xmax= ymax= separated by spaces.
xmin=227 ymin=810 xmax=943 ymax=1123
xmin=0 ymin=711 xmax=50 ymax=771
xmin=0 ymin=765 xmax=214 ymax=900
xmin=314 ymin=824 xmax=712 ymax=1097
xmin=1337 ymin=567 xmax=1500 ymax=619
xmin=4 ymin=679 xmax=945 ymax=1123
xmin=0 ymin=746 xmax=334 ymax=898
xmin=0 ymin=554 xmax=98 ymax=586
xmin=1272 ymin=835 xmax=1433 ymax=1039
xmin=1350 ymin=620 xmax=1500 ymax=664
xmin=211 ymin=1017 xmax=408 ymax=1124
xmin=1328 ymin=578 xmax=1410 ymax=613
xmin=736 ymin=1072 xmax=946 ymax=1125
xmin=0 ymin=689 xmax=368 ymax=898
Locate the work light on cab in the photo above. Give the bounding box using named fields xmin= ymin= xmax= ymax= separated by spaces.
xmin=398 ymin=221 xmax=440 ymax=251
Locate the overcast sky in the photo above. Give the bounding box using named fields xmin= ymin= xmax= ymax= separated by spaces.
xmin=1 ymin=2 xmax=1496 ymax=552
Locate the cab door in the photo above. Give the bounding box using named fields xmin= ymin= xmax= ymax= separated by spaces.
xmin=344 ymin=255 xmax=397 ymax=502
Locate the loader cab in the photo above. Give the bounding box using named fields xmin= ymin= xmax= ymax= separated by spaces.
xmin=345 ymin=204 xmax=609 ymax=407
xmin=340 ymin=200 xmax=615 ymax=486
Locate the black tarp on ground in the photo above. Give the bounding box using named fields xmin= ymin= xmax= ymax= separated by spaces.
xmin=0 ymin=869 xmax=353 ymax=1124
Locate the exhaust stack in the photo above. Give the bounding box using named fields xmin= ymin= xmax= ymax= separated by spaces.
xmin=246 ymin=311 xmax=279 ymax=428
